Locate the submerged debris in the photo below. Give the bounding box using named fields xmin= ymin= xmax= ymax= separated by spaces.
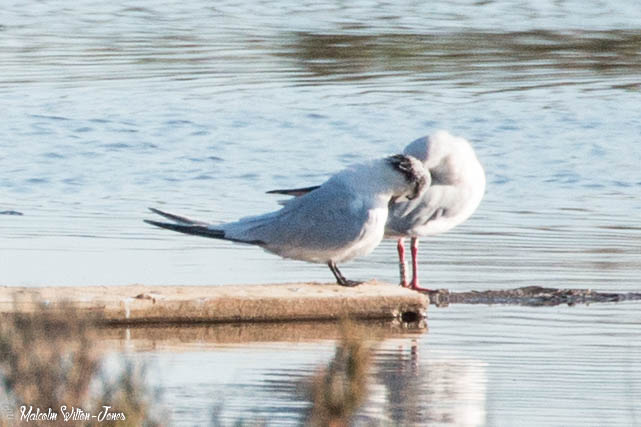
xmin=428 ymin=286 xmax=641 ymax=307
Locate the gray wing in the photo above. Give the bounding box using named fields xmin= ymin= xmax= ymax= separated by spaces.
xmin=267 ymin=185 xmax=321 ymax=207
xmin=225 ymin=182 xmax=371 ymax=255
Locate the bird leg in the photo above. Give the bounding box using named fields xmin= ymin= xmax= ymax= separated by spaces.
xmin=327 ymin=261 xmax=361 ymax=287
xmin=397 ymin=238 xmax=408 ymax=287
xmin=409 ymin=237 xmax=434 ymax=292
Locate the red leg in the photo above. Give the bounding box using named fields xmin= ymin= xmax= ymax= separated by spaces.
xmin=409 ymin=237 xmax=433 ymax=292
xmin=397 ymin=238 xmax=408 ymax=287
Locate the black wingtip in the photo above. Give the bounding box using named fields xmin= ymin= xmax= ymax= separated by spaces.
xmin=266 ymin=185 xmax=321 ymax=196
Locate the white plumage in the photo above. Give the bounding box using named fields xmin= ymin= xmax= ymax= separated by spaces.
xmin=146 ymin=154 xmax=428 ymax=286
xmin=269 ymin=131 xmax=485 ymax=291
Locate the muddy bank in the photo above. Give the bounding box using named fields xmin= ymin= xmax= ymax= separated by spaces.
xmin=428 ymin=286 xmax=641 ymax=307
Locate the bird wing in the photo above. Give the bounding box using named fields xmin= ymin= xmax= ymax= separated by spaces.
xmin=264 ymin=170 xmax=448 ymax=239
xmin=385 ymin=184 xmax=466 ymax=237
xmin=145 ymin=184 xmax=376 ymax=263
xmin=266 ymin=185 xmax=321 ymax=197
xmin=225 ymin=181 xmax=374 ymax=257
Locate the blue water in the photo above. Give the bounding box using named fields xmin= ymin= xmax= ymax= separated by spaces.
xmin=138 ymin=302 xmax=640 ymax=426
xmin=2 ymin=1 xmax=641 ymax=425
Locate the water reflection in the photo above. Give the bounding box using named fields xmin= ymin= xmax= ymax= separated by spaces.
xmin=4 ymin=4 xmax=641 ymax=92
xmin=116 ymin=301 xmax=641 ymax=426
xmin=103 ymin=323 xmax=489 ymax=426
xmin=99 ymin=320 xmax=426 ymax=350
xmin=280 ymin=30 xmax=641 ymax=90
xmin=367 ymin=340 xmax=486 ymax=426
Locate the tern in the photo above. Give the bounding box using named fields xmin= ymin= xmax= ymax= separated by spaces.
xmin=145 ymin=154 xmax=428 ymax=286
xmin=269 ymin=131 xmax=485 ymax=291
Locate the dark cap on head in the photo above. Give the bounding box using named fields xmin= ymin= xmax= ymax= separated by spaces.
xmin=386 ymin=154 xmax=428 ymax=199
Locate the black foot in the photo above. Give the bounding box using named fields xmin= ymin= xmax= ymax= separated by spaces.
xmin=338 ymin=279 xmax=363 ymax=287
xmin=327 ymin=262 xmax=362 ymax=287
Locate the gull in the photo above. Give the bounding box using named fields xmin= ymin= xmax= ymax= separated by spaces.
xmin=145 ymin=154 xmax=428 ymax=286
xmin=268 ymin=131 xmax=485 ymax=291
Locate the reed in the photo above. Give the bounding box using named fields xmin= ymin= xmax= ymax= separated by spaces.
xmin=0 ymin=305 xmax=162 ymax=426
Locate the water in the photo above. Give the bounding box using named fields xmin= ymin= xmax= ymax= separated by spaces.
xmin=117 ymin=303 xmax=640 ymax=426
xmin=1 ymin=0 xmax=641 ymax=425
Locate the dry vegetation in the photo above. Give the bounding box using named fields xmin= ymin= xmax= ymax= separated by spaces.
xmin=0 ymin=306 xmax=162 ymax=426
xmin=0 ymin=306 xmax=375 ymax=426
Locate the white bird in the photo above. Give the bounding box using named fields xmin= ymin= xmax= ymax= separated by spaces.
xmin=268 ymin=131 xmax=485 ymax=291
xmin=145 ymin=154 xmax=428 ymax=286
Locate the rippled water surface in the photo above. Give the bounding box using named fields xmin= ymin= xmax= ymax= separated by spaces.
xmin=1 ymin=0 xmax=641 ymax=425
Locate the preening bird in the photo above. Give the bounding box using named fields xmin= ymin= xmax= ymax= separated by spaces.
xmin=269 ymin=131 xmax=485 ymax=291
xmin=145 ymin=154 xmax=428 ymax=286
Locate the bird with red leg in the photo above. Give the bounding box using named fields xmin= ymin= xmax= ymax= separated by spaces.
xmin=269 ymin=131 xmax=486 ymax=293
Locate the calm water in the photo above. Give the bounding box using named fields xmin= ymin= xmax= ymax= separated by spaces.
xmin=131 ymin=303 xmax=640 ymax=426
xmin=1 ymin=0 xmax=641 ymax=425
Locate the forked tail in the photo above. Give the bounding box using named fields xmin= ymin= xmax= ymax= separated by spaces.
xmin=144 ymin=207 xmax=225 ymax=239
xmin=145 ymin=207 xmax=261 ymax=244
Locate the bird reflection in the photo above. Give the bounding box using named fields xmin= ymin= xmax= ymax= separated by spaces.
xmin=243 ymin=336 xmax=486 ymax=426
xmin=358 ymin=338 xmax=487 ymax=426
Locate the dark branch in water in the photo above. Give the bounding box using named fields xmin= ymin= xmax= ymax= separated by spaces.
xmin=427 ymin=286 xmax=641 ymax=307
